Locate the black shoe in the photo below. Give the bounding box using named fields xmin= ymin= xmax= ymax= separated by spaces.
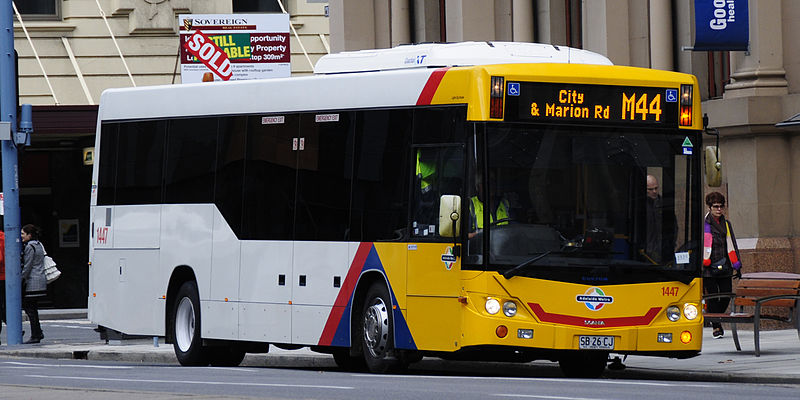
xmin=24 ymin=336 xmax=43 ymax=344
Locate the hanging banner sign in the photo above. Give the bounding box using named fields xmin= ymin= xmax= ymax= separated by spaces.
xmin=179 ymin=14 xmax=291 ymax=82
xmin=693 ymin=0 xmax=749 ymax=51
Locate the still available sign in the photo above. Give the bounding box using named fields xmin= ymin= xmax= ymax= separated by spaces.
xmin=179 ymin=14 xmax=291 ymax=82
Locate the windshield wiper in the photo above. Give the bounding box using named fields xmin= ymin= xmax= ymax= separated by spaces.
xmin=502 ymin=251 xmax=553 ymax=279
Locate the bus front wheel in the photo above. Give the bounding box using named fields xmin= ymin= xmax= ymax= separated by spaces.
xmin=558 ymin=351 xmax=608 ymax=378
xmin=359 ymin=283 xmax=401 ymax=373
xmin=172 ymin=280 xmax=209 ymax=366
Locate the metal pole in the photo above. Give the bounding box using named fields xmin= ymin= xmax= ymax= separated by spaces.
xmin=1 ymin=0 xmax=23 ymax=346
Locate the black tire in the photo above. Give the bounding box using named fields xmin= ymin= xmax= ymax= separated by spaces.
xmin=332 ymin=348 xmax=367 ymax=371
xmin=171 ymin=281 xmax=209 ymax=366
xmin=208 ymin=345 xmax=247 ymax=367
xmin=558 ymin=351 xmax=608 ymax=378
xmin=359 ymin=283 xmax=402 ymax=373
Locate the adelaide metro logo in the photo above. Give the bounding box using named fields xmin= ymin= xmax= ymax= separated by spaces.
xmin=576 ymin=287 xmax=614 ymax=311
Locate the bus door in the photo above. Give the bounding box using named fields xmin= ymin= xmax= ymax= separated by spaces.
xmin=406 ymin=144 xmax=465 ymax=351
xmin=292 ymin=112 xmax=355 ymax=344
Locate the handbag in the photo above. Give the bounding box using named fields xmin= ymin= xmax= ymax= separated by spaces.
xmin=708 ymin=257 xmax=732 ymax=277
xmin=40 ymin=243 xmax=61 ymax=284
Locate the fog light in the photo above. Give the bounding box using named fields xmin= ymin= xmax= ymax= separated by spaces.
xmin=683 ymin=303 xmax=699 ymax=320
xmin=503 ymin=301 xmax=517 ymax=317
xmin=657 ymin=333 xmax=673 ymax=343
xmin=680 ymin=331 xmax=692 ymax=344
xmin=496 ymin=325 xmax=508 ymax=338
xmin=485 ymin=298 xmax=501 ymax=315
xmin=666 ymin=305 xmax=681 ymax=322
xmin=517 ymin=329 xmax=533 ymax=339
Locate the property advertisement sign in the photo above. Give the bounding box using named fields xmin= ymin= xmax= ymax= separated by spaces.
xmin=179 ymin=14 xmax=291 ymax=82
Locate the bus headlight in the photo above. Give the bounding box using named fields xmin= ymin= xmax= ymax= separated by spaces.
xmin=683 ymin=303 xmax=699 ymax=320
xmin=485 ymin=298 xmax=501 ymax=315
xmin=503 ymin=301 xmax=517 ymax=317
xmin=666 ymin=305 xmax=681 ymax=322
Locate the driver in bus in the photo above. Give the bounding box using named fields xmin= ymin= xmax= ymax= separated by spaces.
xmin=469 ymin=170 xmax=512 ymax=239
xmin=644 ymin=174 xmax=677 ymax=263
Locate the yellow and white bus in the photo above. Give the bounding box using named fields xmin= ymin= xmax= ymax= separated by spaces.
xmin=89 ymin=42 xmax=704 ymax=377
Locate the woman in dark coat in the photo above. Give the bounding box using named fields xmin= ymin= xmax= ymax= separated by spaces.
xmin=21 ymin=224 xmax=46 ymax=344
xmin=702 ymin=192 xmax=742 ymax=339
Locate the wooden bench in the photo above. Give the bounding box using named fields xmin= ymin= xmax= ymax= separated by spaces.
xmin=703 ymin=273 xmax=800 ymax=356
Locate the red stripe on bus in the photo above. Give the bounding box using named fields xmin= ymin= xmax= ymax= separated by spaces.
xmin=416 ymin=68 xmax=450 ymax=105
xmin=317 ymin=242 xmax=373 ymax=346
xmin=528 ymin=303 xmax=662 ymax=328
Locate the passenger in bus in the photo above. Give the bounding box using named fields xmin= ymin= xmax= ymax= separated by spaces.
xmin=702 ymin=192 xmax=742 ymax=339
xmin=469 ymin=171 xmax=511 ymax=239
xmin=644 ymin=174 xmax=677 ymax=264
xmin=21 ymin=224 xmax=47 ymax=344
xmin=413 ymin=149 xmax=438 ymax=233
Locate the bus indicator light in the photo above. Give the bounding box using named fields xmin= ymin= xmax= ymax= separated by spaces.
xmin=680 ymin=331 xmax=692 ymax=344
xmin=490 ymin=76 xmax=504 ymax=119
xmin=496 ymin=325 xmax=508 ymax=338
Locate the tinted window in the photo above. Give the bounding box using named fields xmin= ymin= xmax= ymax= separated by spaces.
xmin=115 ymin=121 xmax=166 ymax=205
xmin=215 ymin=117 xmax=247 ymax=234
xmin=412 ymin=106 xmax=467 ymax=144
xmin=294 ymin=112 xmax=354 ymax=241
xmin=242 ymin=114 xmax=298 ymax=240
xmin=97 ymin=123 xmax=119 ymax=205
xmin=164 ymin=118 xmax=218 ymax=203
xmin=350 ymin=109 xmax=412 ymax=241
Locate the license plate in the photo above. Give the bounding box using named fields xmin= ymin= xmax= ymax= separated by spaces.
xmin=579 ymin=335 xmax=615 ymax=350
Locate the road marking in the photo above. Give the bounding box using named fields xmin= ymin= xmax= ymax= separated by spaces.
xmin=352 ymin=374 xmax=717 ymax=388
xmin=5 ymin=361 xmax=133 ymax=369
xmin=45 ymin=324 xmax=96 ymax=330
xmin=25 ymin=375 xmax=354 ymax=390
xmin=494 ymin=395 xmax=607 ymax=400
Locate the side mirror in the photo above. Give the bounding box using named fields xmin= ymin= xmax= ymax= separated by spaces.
xmin=438 ymin=195 xmax=461 ymax=237
xmin=705 ymin=146 xmax=722 ymax=187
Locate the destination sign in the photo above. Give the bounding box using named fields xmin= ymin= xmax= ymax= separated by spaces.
xmin=504 ymin=82 xmax=679 ymax=127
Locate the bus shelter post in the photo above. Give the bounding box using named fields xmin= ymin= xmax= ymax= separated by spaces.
xmin=1 ymin=0 xmax=24 ymax=346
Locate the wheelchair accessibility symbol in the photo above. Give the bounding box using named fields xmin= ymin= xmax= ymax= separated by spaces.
xmin=666 ymin=89 xmax=678 ymax=103
xmin=507 ymin=82 xmax=520 ymax=96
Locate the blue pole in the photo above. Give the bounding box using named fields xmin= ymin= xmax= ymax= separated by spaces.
xmin=1 ymin=0 xmax=23 ymax=346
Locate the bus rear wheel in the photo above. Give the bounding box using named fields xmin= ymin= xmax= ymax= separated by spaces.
xmin=558 ymin=351 xmax=608 ymax=378
xmin=360 ymin=283 xmax=402 ymax=373
xmin=172 ymin=281 xmax=209 ymax=366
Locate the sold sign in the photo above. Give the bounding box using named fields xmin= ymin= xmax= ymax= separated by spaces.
xmin=183 ymin=30 xmax=233 ymax=81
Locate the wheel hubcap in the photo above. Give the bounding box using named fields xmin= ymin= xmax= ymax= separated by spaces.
xmin=175 ymin=297 xmax=195 ymax=352
xmin=363 ymin=298 xmax=389 ymax=358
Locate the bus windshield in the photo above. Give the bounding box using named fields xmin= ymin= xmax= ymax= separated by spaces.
xmin=465 ymin=122 xmax=701 ymax=282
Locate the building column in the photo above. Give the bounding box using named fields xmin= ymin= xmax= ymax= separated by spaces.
xmin=648 ymin=0 xmax=673 ymax=70
xmin=582 ymin=0 xmax=630 ymax=66
xmin=724 ymin=0 xmax=788 ymax=98
xmin=511 ymin=0 xmax=534 ymax=42
xmin=445 ymin=0 xmax=495 ymax=42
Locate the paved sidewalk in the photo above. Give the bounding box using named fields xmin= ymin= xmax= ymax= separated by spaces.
xmin=1 ymin=310 xmax=799 ymax=383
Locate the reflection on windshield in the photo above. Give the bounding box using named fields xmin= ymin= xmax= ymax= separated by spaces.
xmin=466 ymin=123 xmax=699 ymax=272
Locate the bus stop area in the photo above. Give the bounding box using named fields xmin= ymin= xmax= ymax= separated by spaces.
xmin=1 ymin=309 xmax=799 ymax=384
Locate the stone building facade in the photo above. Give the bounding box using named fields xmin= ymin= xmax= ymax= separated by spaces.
xmin=328 ymin=0 xmax=800 ymax=276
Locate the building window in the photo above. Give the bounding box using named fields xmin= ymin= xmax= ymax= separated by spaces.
xmin=233 ymin=0 xmax=283 ymax=12
xmin=707 ymin=51 xmax=730 ymax=99
xmin=15 ymin=0 xmax=60 ymax=20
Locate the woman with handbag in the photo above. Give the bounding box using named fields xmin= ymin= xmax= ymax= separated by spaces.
xmin=21 ymin=224 xmax=46 ymax=344
xmin=702 ymin=192 xmax=742 ymax=339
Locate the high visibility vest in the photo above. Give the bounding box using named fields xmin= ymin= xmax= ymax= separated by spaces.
xmin=416 ymin=150 xmax=435 ymax=194
xmin=470 ymin=196 xmax=509 ymax=230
